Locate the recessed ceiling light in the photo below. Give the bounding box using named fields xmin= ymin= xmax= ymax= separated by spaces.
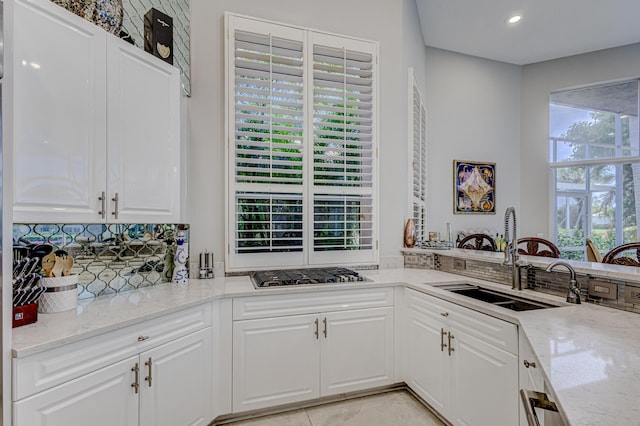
xmin=507 ymin=14 xmax=522 ymax=24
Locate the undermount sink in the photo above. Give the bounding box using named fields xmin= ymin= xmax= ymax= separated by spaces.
xmin=433 ymin=283 xmax=557 ymax=311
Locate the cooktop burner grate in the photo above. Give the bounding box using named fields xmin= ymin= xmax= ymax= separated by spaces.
xmin=251 ymin=268 xmax=369 ymax=288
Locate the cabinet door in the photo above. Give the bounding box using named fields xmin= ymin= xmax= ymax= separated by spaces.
xmin=233 ymin=314 xmax=320 ymax=412
xmin=13 ymin=0 xmax=107 ymax=223
xmin=106 ymin=37 xmax=181 ymax=223
xmin=13 ymin=357 xmax=138 ymax=426
xmin=139 ymin=328 xmax=212 ymax=426
xmin=405 ymin=308 xmax=449 ymax=416
xmin=449 ymin=327 xmax=518 ymax=426
xmin=320 ymin=307 xmax=394 ymax=396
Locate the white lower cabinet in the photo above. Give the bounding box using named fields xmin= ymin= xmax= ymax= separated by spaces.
xmin=405 ymin=288 xmax=519 ymax=426
xmin=139 ymin=328 xmax=212 ymax=426
xmin=13 ymin=304 xmax=213 ymax=426
xmin=233 ymin=313 xmax=321 ymax=410
xmin=320 ymin=308 xmax=394 ymax=396
xmin=14 ymin=357 xmax=139 ymax=426
xmin=406 ymin=305 xmax=449 ymax=414
xmin=232 ymin=289 xmax=395 ymax=413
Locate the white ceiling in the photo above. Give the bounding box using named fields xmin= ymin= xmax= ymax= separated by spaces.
xmin=415 ymin=0 xmax=640 ymax=65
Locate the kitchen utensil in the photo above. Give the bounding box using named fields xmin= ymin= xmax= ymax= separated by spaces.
xmin=13 ymin=289 xmax=29 ymax=307
xmin=13 ymin=277 xmax=24 ymax=292
xmin=24 ymin=273 xmax=41 ymax=290
xmin=25 ymin=287 xmax=46 ymax=305
xmin=42 ymin=252 xmax=57 ymax=277
xmin=51 ymin=250 xmax=70 ymax=277
xmin=13 ymin=258 xmax=26 ymax=278
xmin=51 ymin=256 xmax=64 ymax=278
xmin=62 ymin=254 xmax=74 ymax=276
xmin=23 ymin=257 xmax=40 ymax=277
xmin=30 ymin=244 xmax=55 ymax=265
xmin=15 ymin=257 xmax=36 ymax=281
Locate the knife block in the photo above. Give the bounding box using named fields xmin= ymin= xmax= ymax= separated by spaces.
xmin=13 ymin=303 xmax=38 ymax=328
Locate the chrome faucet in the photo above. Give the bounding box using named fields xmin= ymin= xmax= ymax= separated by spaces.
xmin=546 ymin=261 xmax=581 ymax=304
xmin=503 ymin=207 xmax=529 ymax=290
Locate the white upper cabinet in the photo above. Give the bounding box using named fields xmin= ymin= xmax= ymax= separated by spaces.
xmin=13 ymin=0 xmax=181 ymax=223
xmin=106 ymin=38 xmax=180 ymax=223
xmin=13 ymin=0 xmax=107 ymax=222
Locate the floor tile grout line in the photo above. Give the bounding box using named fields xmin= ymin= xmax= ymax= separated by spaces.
xmin=304 ymin=408 xmax=314 ymax=426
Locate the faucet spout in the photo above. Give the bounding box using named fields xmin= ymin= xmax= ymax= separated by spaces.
xmin=546 ymin=261 xmax=581 ymax=304
xmin=504 ymin=207 xmax=528 ymax=290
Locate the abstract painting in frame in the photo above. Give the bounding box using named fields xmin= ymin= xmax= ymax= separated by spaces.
xmin=453 ymin=160 xmax=496 ymax=214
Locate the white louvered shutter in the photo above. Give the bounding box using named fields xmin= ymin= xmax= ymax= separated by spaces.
xmin=409 ymin=68 xmax=427 ymax=243
xmin=228 ymin=16 xmax=306 ymax=269
xmin=310 ymin=33 xmax=377 ymax=264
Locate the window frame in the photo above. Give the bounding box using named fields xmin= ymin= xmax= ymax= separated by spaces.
xmin=549 ymin=79 xmax=640 ymax=259
xmin=224 ymin=13 xmax=379 ymax=272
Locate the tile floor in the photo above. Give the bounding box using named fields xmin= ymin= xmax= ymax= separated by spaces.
xmin=225 ymin=390 xmax=446 ymax=426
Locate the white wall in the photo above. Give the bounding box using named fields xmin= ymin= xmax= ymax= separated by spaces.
xmin=520 ymin=43 xmax=640 ymax=238
xmin=424 ymin=47 xmax=521 ymax=241
xmin=187 ymin=0 xmax=424 ymax=269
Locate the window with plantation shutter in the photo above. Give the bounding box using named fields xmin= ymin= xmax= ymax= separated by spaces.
xmin=226 ymin=14 xmax=378 ymax=270
xmin=408 ymin=68 xmax=427 ymax=243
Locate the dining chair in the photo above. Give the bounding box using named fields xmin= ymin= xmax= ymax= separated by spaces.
xmin=457 ymin=233 xmax=497 ymax=251
xmin=585 ymin=238 xmax=603 ymax=263
xmin=517 ymin=237 xmax=560 ymax=258
xmin=602 ymin=242 xmax=640 ymax=266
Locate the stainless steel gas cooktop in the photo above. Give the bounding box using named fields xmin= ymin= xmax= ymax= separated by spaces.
xmin=251 ymin=268 xmax=369 ymax=289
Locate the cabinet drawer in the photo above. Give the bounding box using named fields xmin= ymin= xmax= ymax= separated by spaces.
xmin=233 ymin=288 xmax=394 ymax=320
xmin=406 ymin=288 xmax=517 ymax=355
xmin=13 ymin=303 xmax=211 ymax=400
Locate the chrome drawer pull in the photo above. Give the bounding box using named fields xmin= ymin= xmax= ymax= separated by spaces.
xmin=523 ymin=359 xmax=537 ymax=368
xmin=112 ymin=193 xmax=119 ymax=219
xmin=447 ymin=331 xmax=455 ymax=356
xmin=440 ymin=328 xmax=447 ymax=352
xmin=98 ymin=191 xmax=106 ymax=218
xmin=144 ymin=358 xmax=152 ymax=387
xmin=131 ymin=363 xmax=139 ymax=394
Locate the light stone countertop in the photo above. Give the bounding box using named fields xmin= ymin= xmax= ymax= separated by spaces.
xmin=12 ymin=267 xmax=640 ymax=425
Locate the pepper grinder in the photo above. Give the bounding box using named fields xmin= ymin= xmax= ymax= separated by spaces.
xmin=199 ymin=250 xmax=214 ymax=279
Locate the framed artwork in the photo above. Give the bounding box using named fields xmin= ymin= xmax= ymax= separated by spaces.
xmin=453 ymin=160 xmax=496 ymax=214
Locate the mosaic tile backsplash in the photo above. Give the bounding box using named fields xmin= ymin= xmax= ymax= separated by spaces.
xmin=404 ymin=251 xmax=640 ymax=314
xmin=13 ymin=223 xmax=189 ymax=300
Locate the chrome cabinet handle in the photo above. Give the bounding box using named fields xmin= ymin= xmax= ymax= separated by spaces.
xmin=440 ymin=328 xmax=447 ymax=352
xmin=112 ymin=193 xmax=119 ymax=219
xmin=440 ymin=312 xmax=449 ymax=317
xmin=447 ymin=331 xmax=455 ymax=356
xmin=314 ymin=318 xmax=319 ymax=340
xmin=144 ymin=358 xmax=152 ymax=387
xmin=131 ymin=362 xmax=139 ymax=394
xmin=137 ymin=335 xmax=149 ymax=342
xmin=98 ymin=191 xmax=106 ymax=219
xmin=523 ymin=359 xmax=537 ymax=368
xmin=520 ymin=389 xmax=559 ymax=426
xmin=323 ymin=317 xmax=328 ymax=338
